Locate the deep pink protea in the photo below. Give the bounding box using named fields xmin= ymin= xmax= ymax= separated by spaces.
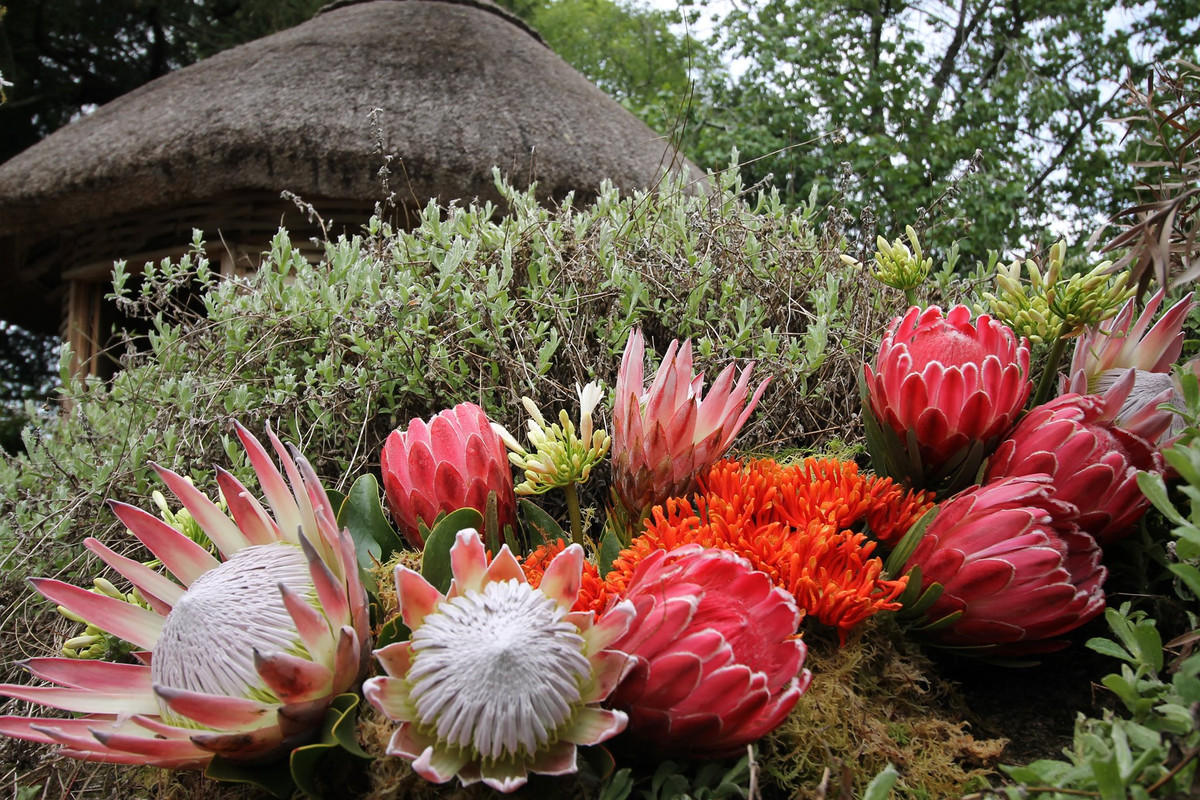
xmin=611 ymin=329 xmax=769 ymax=518
xmin=1066 ymin=290 xmax=1196 ymax=443
xmin=381 ymin=402 xmax=517 ymax=548
xmin=864 ymin=305 xmax=1032 ymax=490
xmin=984 ymin=379 xmax=1169 ymax=544
xmin=903 ymin=475 xmax=1106 ymax=655
xmin=0 ymin=424 xmax=369 ymax=768
xmin=605 ymin=544 xmax=810 ymax=758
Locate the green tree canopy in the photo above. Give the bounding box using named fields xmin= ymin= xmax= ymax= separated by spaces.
xmin=675 ymin=0 xmax=1200 ymax=259
xmin=0 ymin=0 xmax=322 ymax=163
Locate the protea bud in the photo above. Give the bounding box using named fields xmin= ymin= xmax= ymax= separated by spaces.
xmin=604 ymin=545 xmax=810 ymax=757
xmin=863 ymin=304 xmax=1031 ymax=492
xmin=984 ymin=380 xmax=1169 ymax=544
xmin=381 ymin=402 xmax=517 ymax=549
xmin=902 ymin=475 xmax=1106 ymax=655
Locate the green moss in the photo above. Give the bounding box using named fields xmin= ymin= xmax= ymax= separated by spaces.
xmin=759 ymin=618 xmax=1006 ymax=799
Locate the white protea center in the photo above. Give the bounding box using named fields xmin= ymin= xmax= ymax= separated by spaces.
xmin=407 ymin=578 xmax=589 ymax=759
xmin=152 ymin=542 xmax=312 ymax=724
xmin=364 ymin=529 xmax=636 ymax=793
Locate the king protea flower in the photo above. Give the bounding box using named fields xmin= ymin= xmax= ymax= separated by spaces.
xmin=0 ymin=424 xmax=369 ymax=767
xmin=605 ymin=545 xmax=810 ymax=757
xmin=612 ymin=329 xmax=768 ymax=518
xmin=363 ymin=529 xmax=634 ymax=793
xmin=984 ymin=376 xmax=1169 ymax=544
xmin=903 ymin=475 xmax=1106 ymax=654
xmin=381 ymin=402 xmax=518 ymax=549
xmin=1065 ymin=289 xmax=1196 ymax=443
xmin=864 ymin=305 xmax=1032 ymax=490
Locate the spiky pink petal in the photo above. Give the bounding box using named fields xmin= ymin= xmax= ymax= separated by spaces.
xmin=612 ymin=328 xmax=768 ymax=517
xmin=152 ymin=463 xmax=250 ymax=558
xmin=107 ymin=501 xmax=221 ymax=586
xmin=30 ymin=578 xmax=163 ymax=651
xmin=83 ymin=537 xmax=183 ymax=614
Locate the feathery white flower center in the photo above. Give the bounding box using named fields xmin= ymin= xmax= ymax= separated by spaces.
xmin=407 ymin=578 xmax=589 ymax=760
xmin=153 ymin=543 xmax=313 ymax=722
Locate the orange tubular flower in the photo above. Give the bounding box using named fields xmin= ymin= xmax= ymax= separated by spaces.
xmin=521 ymin=539 xmax=607 ymax=612
xmin=597 ymin=459 xmax=930 ymax=643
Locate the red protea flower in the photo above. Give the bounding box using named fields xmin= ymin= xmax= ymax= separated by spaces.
xmin=381 ymin=402 xmax=517 ymax=548
xmin=902 ymin=475 xmax=1106 ymax=654
xmin=611 ymin=328 xmax=768 ymax=519
xmin=984 ymin=380 xmax=1168 ymax=544
xmin=864 ymin=305 xmax=1032 ymax=491
xmin=597 ymin=459 xmax=922 ymax=642
xmin=605 ymin=545 xmax=811 ymax=758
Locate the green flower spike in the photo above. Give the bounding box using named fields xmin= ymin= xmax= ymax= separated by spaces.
xmin=492 ymin=382 xmax=611 ymax=546
xmin=842 ymin=225 xmax=931 ymax=304
xmin=492 ymin=381 xmax=611 ymax=495
xmin=982 ymin=240 xmax=1134 ymax=406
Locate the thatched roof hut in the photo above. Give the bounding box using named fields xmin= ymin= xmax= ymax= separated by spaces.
xmin=0 ymin=0 xmax=695 ymax=372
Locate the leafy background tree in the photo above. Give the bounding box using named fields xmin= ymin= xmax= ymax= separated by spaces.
xmin=0 ymin=0 xmax=323 ymax=162
xmin=676 ymin=0 xmax=1200 ymax=258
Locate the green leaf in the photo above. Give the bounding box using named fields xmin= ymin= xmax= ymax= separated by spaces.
xmin=1169 ymin=563 xmax=1200 ymax=601
xmin=421 ymin=508 xmax=484 ymax=593
xmin=884 ymin=506 xmax=937 ymax=577
xmin=290 ymin=693 xmax=371 ymax=799
xmin=861 ymin=763 xmax=900 ymax=800
xmin=206 ymin=753 xmax=295 ymax=798
xmin=598 ymin=526 xmax=625 ymax=577
xmin=376 ymin=615 xmax=411 ymax=649
xmin=1086 ymin=637 xmax=1135 ymax=664
xmin=520 ymin=498 xmax=569 ymax=547
xmin=339 ymin=474 xmax=406 ymax=570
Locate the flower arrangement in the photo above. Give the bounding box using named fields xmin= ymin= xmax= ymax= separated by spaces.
xmin=2 ymin=187 xmax=1199 ymax=799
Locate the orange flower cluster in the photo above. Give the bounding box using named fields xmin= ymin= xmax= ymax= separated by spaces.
xmin=600 ymin=459 xmax=934 ymax=643
xmin=521 ymin=539 xmax=607 ymax=611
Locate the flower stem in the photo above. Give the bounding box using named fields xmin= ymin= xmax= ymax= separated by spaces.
xmin=903 ymin=288 xmax=918 ymax=307
xmin=1032 ymin=324 xmax=1071 ymax=407
xmin=564 ymin=482 xmax=584 ymax=547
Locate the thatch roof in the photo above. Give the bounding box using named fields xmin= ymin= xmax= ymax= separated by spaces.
xmin=0 ymin=0 xmax=697 ymax=333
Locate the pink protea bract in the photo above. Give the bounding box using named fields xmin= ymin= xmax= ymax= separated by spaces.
xmin=611 ymin=329 xmax=769 ymax=518
xmin=0 ymin=424 xmax=370 ymax=768
xmin=864 ymin=305 xmax=1032 ymax=490
xmin=985 ymin=379 xmax=1168 ymax=544
xmin=1066 ymin=289 xmax=1196 ymax=443
xmin=363 ymin=529 xmax=635 ymax=793
xmin=381 ymin=402 xmax=517 ymax=548
xmin=605 ymin=544 xmax=810 ymax=758
xmin=903 ymin=475 xmax=1106 ymax=654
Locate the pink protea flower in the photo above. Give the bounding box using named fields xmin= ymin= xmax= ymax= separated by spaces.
xmin=363 ymin=529 xmax=635 ymax=793
xmin=0 ymin=424 xmax=369 ymax=768
xmin=1066 ymin=290 xmax=1196 ymax=443
xmin=605 ymin=544 xmax=810 ymax=758
xmin=864 ymin=305 xmax=1032 ymax=489
xmin=381 ymin=402 xmax=517 ymax=548
xmin=612 ymin=329 xmax=769 ymax=518
xmin=903 ymin=475 xmax=1106 ymax=655
xmin=985 ymin=377 xmax=1169 ymax=544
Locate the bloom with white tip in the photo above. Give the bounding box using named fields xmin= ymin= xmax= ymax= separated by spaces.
xmin=364 ymin=529 xmax=634 ymax=793
xmin=492 ymin=381 xmax=612 ymax=495
xmin=0 ymin=424 xmax=369 ymax=768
